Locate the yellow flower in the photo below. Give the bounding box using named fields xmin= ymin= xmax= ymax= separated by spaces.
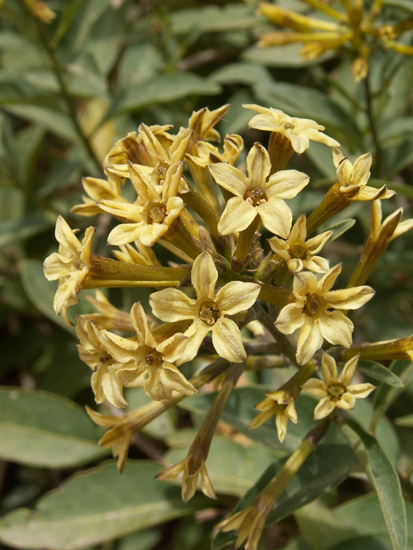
xmin=187 ymin=104 xmax=230 ymax=144
xmin=209 ymin=142 xmax=309 ymax=238
xmin=43 ymin=216 xmax=95 ymax=324
xmin=98 ymin=302 xmax=196 ymax=401
xmin=249 ymin=396 xmax=298 ymax=443
xmin=217 ymin=506 xmax=266 ymax=550
xmin=149 ymin=252 xmax=261 ymax=365
xmin=76 ymin=316 xmax=129 ymax=408
xmin=302 ymin=353 xmax=375 ymax=419
xmin=156 ymin=455 xmax=216 ymax=503
xmin=269 ymin=213 xmax=332 ymax=273
xmin=71 ymin=174 xmax=125 ymax=217
xmin=243 ymin=104 xmax=339 ymax=154
xmin=81 ymin=290 xmax=134 ymax=332
xmin=185 ymin=133 xmax=244 ymax=168
xmin=333 ymin=149 xmax=395 ymax=201
xmin=276 ymin=264 xmax=375 ymax=365
xmin=98 ymin=161 xmax=185 ymax=247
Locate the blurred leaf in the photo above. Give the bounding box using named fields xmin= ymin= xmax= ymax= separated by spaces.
xmin=325 ymin=218 xmax=356 ymax=242
xmin=117 ymin=530 xmax=160 ymax=550
xmin=170 ymin=5 xmax=262 ymax=34
xmin=327 ymin=536 xmax=391 ymax=550
xmin=164 ymin=436 xmax=283 ymax=498
xmin=0 ymin=387 xmax=107 ymax=468
xmin=117 ymin=43 xmax=164 ymax=90
xmin=24 ymin=69 xmax=108 ymax=99
xmin=395 ymin=414 xmax=413 ymax=427
xmin=109 ymin=73 xmax=221 ymax=118
xmin=383 ymin=0 xmax=413 ymax=10
xmin=213 ymin=443 xmax=357 ymax=549
xmin=210 ymin=62 xmax=272 ymax=87
xmin=219 ymin=89 xmax=256 ymax=135
xmin=379 ymin=117 xmax=413 ymax=145
xmin=52 ymin=0 xmax=85 ymax=46
xmin=5 ymin=104 xmax=78 ymax=141
xmin=0 ymin=461 xmax=200 ymax=549
xmin=339 ymin=419 xmax=407 ymax=550
xmin=69 ymin=0 xmax=113 ymax=52
xmin=254 ymin=82 xmax=361 ymax=146
xmin=0 ymin=214 xmax=51 ymax=249
xmin=244 ymin=44 xmax=334 ymax=67
xmin=369 ymin=179 xmax=413 ymax=200
xmin=20 ymin=259 xmax=75 ymax=334
xmin=358 ymin=360 xmax=404 ymax=388
xmin=0 ymin=71 xmax=50 ymax=105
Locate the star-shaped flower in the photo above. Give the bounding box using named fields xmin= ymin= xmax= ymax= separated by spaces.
xmin=243 ymin=104 xmax=339 ymax=154
xmin=209 ymin=142 xmax=309 ymax=238
xmin=98 ymin=302 xmax=196 ymax=401
xmin=149 ymin=252 xmax=261 ymax=365
xmin=43 ymin=216 xmax=95 ymax=324
xmin=302 ymin=353 xmax=375 ymax=419
xmin=269 ymin=213 xmax=332 ymax=273
xmin=333 ymin=149 xmax=395 ymax=201
xmin=276 ymin=264 xmax=375 ymax=365
xmin=249 ymin=395 xmax=298 ymax=443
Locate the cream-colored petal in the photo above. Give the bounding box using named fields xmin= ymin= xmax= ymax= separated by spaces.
xmin=287 ymin=258 xmax=303 ymax=273
xmin=43 ymin=253 xmax=72 ymax=280
xmin=347 ymin=383 xmax=376 ymax=398
xmin=208 ymin=163 xmax=248 ymax=196
xmin=215 ymin=281 xmax=260 ymax=315
xmin=99 ymin=331 xmax=139 ymax=362
xmin=336 ymin=392 xmax=356 ymax=410
xmin=191 ymin=252 xmax=218 ymax=301
xmin=130 ymin=302 xmax=156 ymax=347
xmin=258 ymin=198 xmax=292 ymax=238
xmin=289 ymin=213 xmax=306 ymax=242
xmin=275 ymin=303 xmax=305 ymax=334
xmin=288 ymin=130 xmax=309 ymax=154
xmin=301 ymin=378 xmax=328 ymax=397
xmin=318 ymin=311 xmax=353 ymax=347
xmin=55 ymin=216 xmax=82 ymax=253
xmin=338 ymin=354 xmax=359 ymax=385
xmin=318 ymin=264 xmax=342 ymax=293
xmin=324 ymin=285 xmax=375 ymax=309
xmin=212 ymin=317 xmax=246 ymax=363
xmin=275 ymin=413 xmax=288 ymax=443
xmin=293 ymin=270 xmax=317 ymax=298
xmin=314 ymin=397 xmax=336 ymax=420
xmin=246 ymin=143 xmax=271 ymax=189
xmin=107 ymin=223 xmax=144 ymax=246
xmin=321 ymin=352 xmax=338 ymax=385
xmin=150 ymin=288 xmax=197 ymax=322
xmin=218 ymin=196 xmax=257 ymax=235
xmin=332 ymin=148 xmax=345 ymax=169
xmin=296 ymin=318 xmax=323 ymax=365
xmin=356 ymin=185 xmax=393 ymax=201
xmin=352 ymin=153 xmax=372 ymax=187
xmin=305 ymin=230 xmax=333 ymax=254
xmin=199 ymin=463 xmax=217 ymax=500
xmin=303 ymin=256 xmax=330 ymax=273
xmin=144 ymin=362 xmax=196 ymax=400
xmin=266 ymin=170 xmax=309 ymax=199
xmin=166 ymin=321 xmax=210 ymax=366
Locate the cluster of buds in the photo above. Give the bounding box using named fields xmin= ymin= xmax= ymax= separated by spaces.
xmin=258 ymin=0 xmax=413 ymax=81
xmin=44 ymin=103 xmax=413 ymax=550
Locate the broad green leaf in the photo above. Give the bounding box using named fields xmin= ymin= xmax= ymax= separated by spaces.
xmin=170 ymin=5 xmax=262 ymax=34
xmin=210 ymin=63 xmax=273 ymax=87
xmin=358 ymin=360 xmax=404 ymax=387
xmin=0 ymin=387 xmax=107 ymax=468
xmin=213 ymin=443 xmax=357 ymax=549
xmin=327 ymin=536 xmax=391 ymax=550
xmin=20 ymin=259 xmax=75 ymax=334
xmin=117 ymin=530 xmax=160 ymax=550
xmin=379 ymin=117 xmax=413 ymax=145
xmin=0 ymin=214 xmax=51 ymax=249
xmin=69 ymin=0 xmax=113 ymax=51
xmin=164 ymin=436 xmax=283 ymax=498
xmin=52 ymin=0 xmax=85 ymax=46
xmin=108 ymin=73 xmax=221 ymax=118
xmin=5 ymin=104 xmax=78 ymax=141
xmin=0 ymin=461 xmax=200 ymax=550
xmin=339 ymin=419 xmax=407 ymax=550
xmin=244 ymin=44 xmax=334 ymax=67
xmin=383 ymin=0 xmax=413 ymax=11
xmin=0 ymin=71 xmax=49 ymax=105
xmin=253 ymin=82 xmax=361 ymax=146
xmin=395 ymin=414 xmax=413 ymax=427
xmin=325 ymin=218 xmax=356 ymax=242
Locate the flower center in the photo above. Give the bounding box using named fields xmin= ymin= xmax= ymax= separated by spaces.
xmin=283 ymin=122 xmax=295 ymax=130
xmin=73 ymin=259 xmax=84 ymax=270
xmin=149 ymin=205 xmax=166 ymax=224
xmin=290 ymin=244 xmax=306 ymax=259
xmin=99 ymin=353 xmax=112 ymax=365
xmin=199 ymin=301 xmax=221 ymax=326
xmin=303 ymin=292 xmax=322 ymax=316
xmin=244 ymin=187 xmax=267 ymax=207
xmin=327 ymin=383 xmax=347 ymax=402
xmin=145 ymin=348 xmax=163 ymax=366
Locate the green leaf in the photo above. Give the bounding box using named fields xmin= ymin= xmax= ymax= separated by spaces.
xmin=210 ymin=63 xmax=273 ymax=87
xmin=5 ymin=104 xmax=78 ymax=141
xmin=383 ymin=0 xmax=413 ymax=11
xmin=0 ymin=387 xmax=107 ymax=468
xmin=327 ymin=536 xmax=391 ymax=550
xmin=253 ymin=82 xmax=361 ymax=147
xmin=20 ymin=259 xmax=75 ymax=334
xmin=339 ymin=419 xmax=407 ymax=550
xmin=170 ymin=5 xmax=262 ymax=34
xmin=213 ymin=443 xmax=357 ymax=549
xmin=109 ymin=73 xmax=221 ymax=118
xmin=243 ymin=44 xmax=334 ymax=68
xmin=0 ymin=214 xmax=51 ymax=249
xmin=324 ymin=218 xmax=356 ymax=242
xmin=358 ymin=360 xmax=404 ymax=387
xmin=0 ymin=461 xmax=200 ymax=549
xmin=395 ymin=414 xmax=413 ymax=427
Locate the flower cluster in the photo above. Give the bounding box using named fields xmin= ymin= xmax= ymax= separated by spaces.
xmin=258 ymin=0 xmax=413 ymax=81
xmin=44 ymin=103 xmax=412 ymax=550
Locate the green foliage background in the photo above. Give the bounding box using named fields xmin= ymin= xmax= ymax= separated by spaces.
xmin=0 ymin=0 xmax=412 ymax=549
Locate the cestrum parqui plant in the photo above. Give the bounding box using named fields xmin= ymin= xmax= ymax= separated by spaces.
xmin=43 ymin=103 xmax=413 ymax=550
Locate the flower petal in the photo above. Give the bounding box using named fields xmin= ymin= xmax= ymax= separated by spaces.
xmin=246 ymin=143 xmax=271 ymax=189
xmin=321 ymin=352 xmax=338 ymax=385
xmin=258 ymin=198 xmax=292 ymax=238
xmin=296 ymin=318 xmax=323 ymax=365
xmin=276 ymin=303 xmax=305 ymax=334
xmin=266 ymin=169 xmax=309 ymax=199
xmin=215 ymin=281 xmax=260 ymax=315
xmin=324 ymin=286 xmax=375 ymax=309
xmin=150 ymin=288 xmax=197 ymax=322
xmin=191 ymin=252 xmax=218 ymax=301
xmin=208 ymin=163 xmax=248 ymax=197
xmin=218 ymin=196 xmax=257 ymax=235
xmin=318 ymin=311 xmax=353 ymax=347
xmin=212 ymin=317 xmax=246 ymax=363
xmin=301 ymin=378 xmax=328 ymax=397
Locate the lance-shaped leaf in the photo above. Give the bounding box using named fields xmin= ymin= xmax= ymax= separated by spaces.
xmin=357 ymin=360 xmax=404 ymax=388
xmin=339 ymin=419 xmax=407 ymax=550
